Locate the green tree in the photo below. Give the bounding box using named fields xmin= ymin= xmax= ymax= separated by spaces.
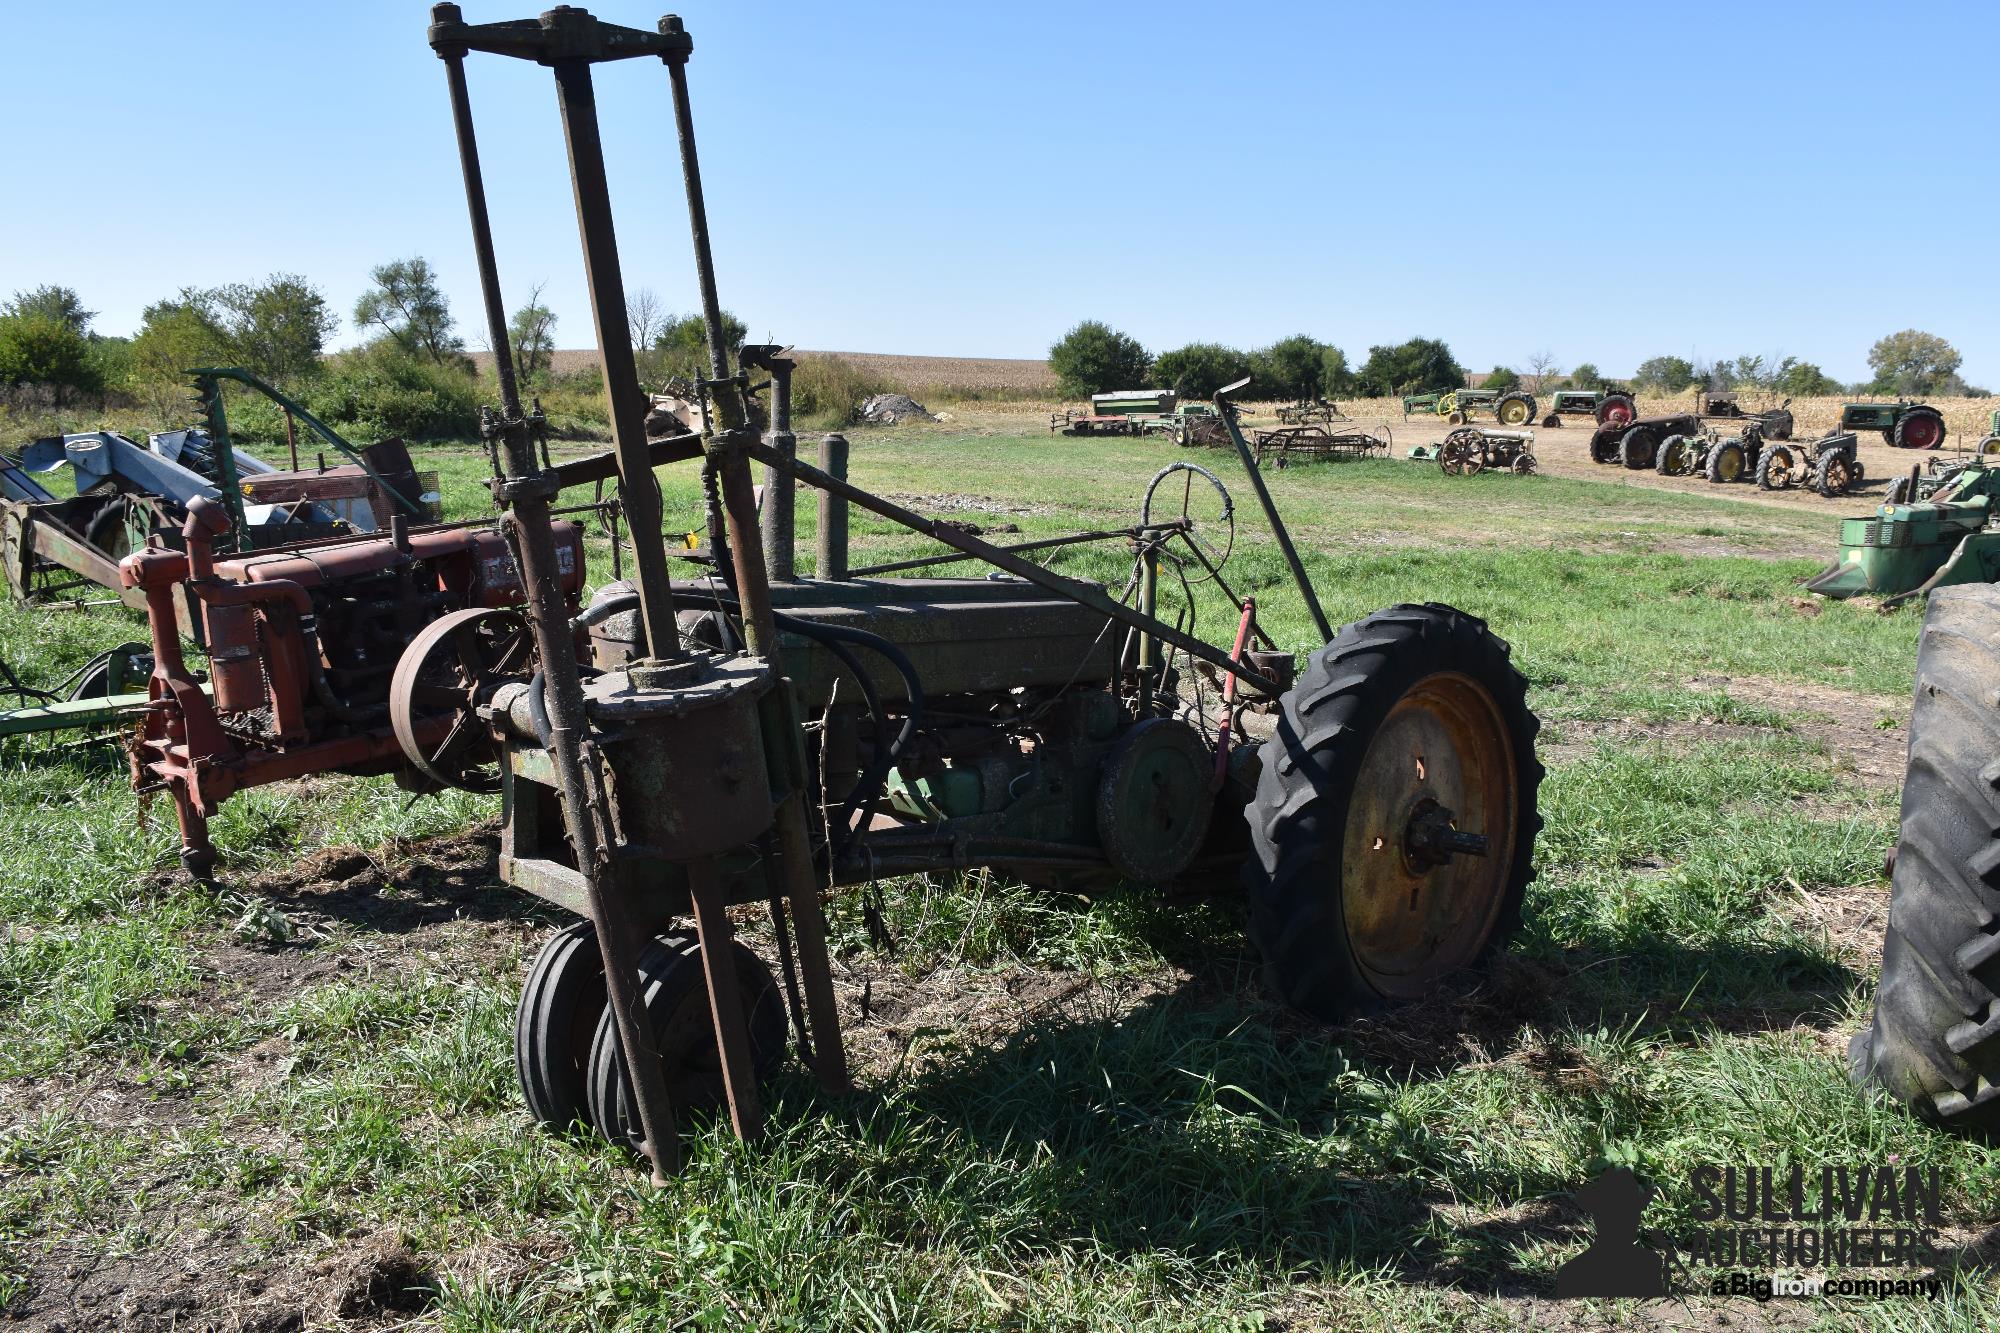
xmin=1248 ymin=334 xmax=1334 ymax=401
xmin=213 ymin=274 xmax=337 ymax=381
xmin=1483 ymin=365 xmax=1521 ymax=391
xmin=1632 ymin=355 xmax=1696 ymax=393
xmin=1355 ymin=337 xmax=1463 ymax=396
xmin=5 ymin=284 xmax=93 ymax=335
xmin=1321 ymin=345 xmax=1354 ymax=396
xmin=1150 ymin=342 xmax=1250 ymax=399
xmin=1771 ymin=357 xmax=1840 ymax=397
xmin=1567 ymin=362 xmax=1603 ymax=390
xmin=1048 ymin=320 xmax=1151 ymax=398
xmin=354 ymin=258 xmax=462 ymax=365
xmin=651 ymin=310 xmax=749 ymax=383
xmin=510 ymin=284 xmax=559 ymax=382
xmin=0 ymin=312 xmax=103 ymax=402
xmin=1868 ymin=329 xmax=1962 ymax=396
xmin=130 ymin=289 xmax=232 ymax=419
xmin=1728 ymin=353 xmax=1768 ymax=389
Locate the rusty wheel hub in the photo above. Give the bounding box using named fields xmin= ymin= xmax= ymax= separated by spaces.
xmin=1340 ymin=672 xmax=1518 ymax=999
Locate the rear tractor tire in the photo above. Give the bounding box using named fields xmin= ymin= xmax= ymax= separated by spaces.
xmin=1655 ymin=434 xmax=1692 ymax=476
xmin=1813 ymin=451 xmax=1852 ymax=497
xmin=1243 ymin=604 xmax=1542 ymax=1018
xmin=1495 ymin=392 xmax=1536 ymax=427
xmin=1705 ymin=439 xmax=1746 ymax=484
xmin=1596 ymin=393 xmax=1637 ymax=428
xmin=1849 ymin=582 xmax=2000 ymax=1130
xmin=1619 ymin=426 xmax=1660 ymax=470
xmin=1895 ymin=410 xmax=1946 ymax=451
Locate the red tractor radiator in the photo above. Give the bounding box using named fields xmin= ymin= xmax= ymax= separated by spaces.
xmin=122 ymin=496 xmax=584 ymax=877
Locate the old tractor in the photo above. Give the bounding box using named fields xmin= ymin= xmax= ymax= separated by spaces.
xmin=1753 ymin=431 xmax=1862 ymax=497
xmin=1653 ymin=430 xmax=1746 ymax=484
xmin=1697 ymin=390 xmax=1795 ymax=441
xmin=177 ymin=4 xmax=1534 ymax=1183
xmin=1438 ymin=388 xmax=1538 ymax=428
xmin=1401 ymin=392 xmax=1443 ymax=418
xmin=1414 ymin=428 xmax=1538 ymax=475
xmin=1590 ymin=411 xmax=1701 ymax=470
xmin=1539 ymin=389 xmax=1636 ymax=429
xmin=1839 ymin=399 xmax=1947 ymax=451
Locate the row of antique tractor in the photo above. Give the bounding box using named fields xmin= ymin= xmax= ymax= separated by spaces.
xmin=1583 ymin=397 xmax=1951 ymax=497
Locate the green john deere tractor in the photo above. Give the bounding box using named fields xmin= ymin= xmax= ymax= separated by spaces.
xmin=1839 ymin=399 xmax=1947 ymax=450
xmin=1539 ymin=389 xmax=1637 ymax=429
xmin=1438 ymin=388 xmax=1538 ymax=427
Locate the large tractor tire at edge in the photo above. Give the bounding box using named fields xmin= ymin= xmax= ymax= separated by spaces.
xmin=1243 ymin=603 xmax=1543 ymax=1019
xmin=1850 ymin=582 xmax=2000 ymax=1129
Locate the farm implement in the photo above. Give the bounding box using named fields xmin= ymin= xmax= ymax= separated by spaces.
xmin=0 ymin=643 xmax=174 ymax=747
xmin=1808 ymin=456 xmax=2000 ymax=604
xmin=1251 ymin=422 xmax=1391 ymax=466
xmin=1050 ymin=390 xmax=1177 ymax=437
xmin=1275 ymin=397 xmax=1347 ymax=426
xmin=120 ymin=3 xmax=1543 ymax=1183
xmin=1 ymin=368 xmax=435 ymax=608
xmin=1418 ymin=427 xmax=1538 ymax=476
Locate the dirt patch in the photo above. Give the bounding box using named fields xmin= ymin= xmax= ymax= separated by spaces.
xmin=883 ymin=491 xmax=1045 ymax=518
xmin=834 ymin=957 xmax=1183 ymax=1081
xmin=1540 ymin=675 xmax=1907 ymax=796
xmin=1693 ymin=673 xmax=1908 ymax=793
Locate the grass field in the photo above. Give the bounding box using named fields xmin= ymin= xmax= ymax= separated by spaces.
xmin=2 ymin=412 xmax=1997 ymax=1330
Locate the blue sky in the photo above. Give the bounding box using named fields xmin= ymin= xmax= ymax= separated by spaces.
xmin=6 ymin=1 xmax=1995 ymax=383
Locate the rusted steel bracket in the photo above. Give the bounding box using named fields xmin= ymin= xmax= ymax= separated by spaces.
xmin=427 ymin=4 xmax=688 ymax=65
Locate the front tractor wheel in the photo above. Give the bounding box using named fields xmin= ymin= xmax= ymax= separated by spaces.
xmin=1244 ymin=604 xmax=1542 ymax=1017
xmin=1850 ymin=583 xmax=2000 ymax=1129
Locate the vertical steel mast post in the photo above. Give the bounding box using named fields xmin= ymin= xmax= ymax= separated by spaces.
xmin=428 ymin=1 xmax=687 ymax=1183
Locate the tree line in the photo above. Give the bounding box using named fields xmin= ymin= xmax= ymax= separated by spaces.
xmin=0 ymin=266 xmax=746 ymax=442
xmin=1048 ymin=322 xmax=1472 ymax=402
xmin=1048 ymin=321 xmax=1982 ymax=403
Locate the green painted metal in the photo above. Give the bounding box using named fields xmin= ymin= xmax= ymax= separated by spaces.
xmin=1088 ymin=390 xmax=1177 ymax=417
xmin=189 ymin=367 xmax=427 ymax=521
xmin=1808 ymin=460 xmax=2000 ymax=600
xmin=0 ymin=689 xmax=155 ymax=740
xmin=188 ymin=373 xmax=249 ymax=550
